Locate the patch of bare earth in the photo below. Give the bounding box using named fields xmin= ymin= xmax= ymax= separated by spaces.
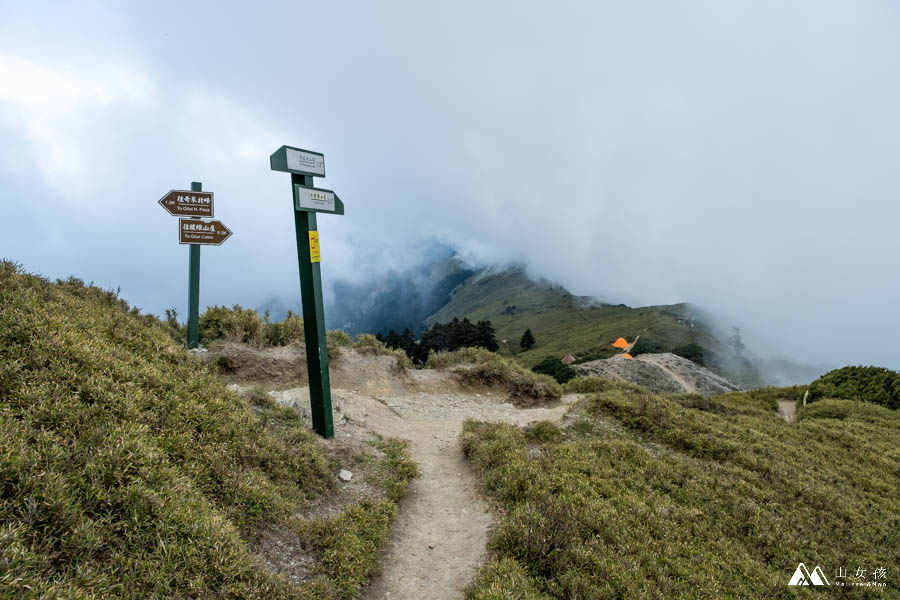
xmin=223 ymin=347 xmax=577 ymax=600
xmin=777 ymin=399 xmax=797 ymax=423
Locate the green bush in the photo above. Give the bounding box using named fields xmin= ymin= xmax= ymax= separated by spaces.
xmin=571 ymin=346 xmax=618 ymax=364
xmin=629 ymin=336 xmax=665 ymax=356
xmin=524 ymin=421 xmax=563 ymax=444
xmin=199 ymin=304 xmax=264 ymax=346
xmin=671 ymin=342 xmax=705 ymax=364
xmin=353 ymin=334 xmax=412 ymax=369
xmin=326 ymin=330 xmax=352 ymax=348
xmin=564 ymin=376 xmax=614 ymax=394
xmin=426 ymin=348 xmax=562 ymax=406
xmin=808 ymin=365 xmax=899 ymax=409
xmin=324 ymin=330 xmax=352 ymax=360
xmin=245 ymin=386 xmax=275 ymax=408
xmin=531 ymin=357 xmax=578 ymax=384
xmin=264 ymin=314 xmax=305 ymax=347
xmin=467 ymin=558 xmax=550 ymax=600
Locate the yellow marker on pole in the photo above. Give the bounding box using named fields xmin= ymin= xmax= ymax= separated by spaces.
xmin=309 ymin=231 xmax=321 ymax=262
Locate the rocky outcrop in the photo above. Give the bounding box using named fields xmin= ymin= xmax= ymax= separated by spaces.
xmin=576 ymin=352 xmax=742 ymax=396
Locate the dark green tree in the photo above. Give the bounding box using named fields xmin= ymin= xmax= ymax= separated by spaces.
xmin=476 ymin=320 xmax=499 ymax=352
xmin=520 ymin=328 xmax=536 ymax=350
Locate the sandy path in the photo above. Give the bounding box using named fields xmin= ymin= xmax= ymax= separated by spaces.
xmin=269 ymin=382 xmax=577 ymax=600
xmin=362 ymin=415 xmax=490 ymax=598
xmin=777 ymin=399 xmax=797 ymax=423
xmin=358 ymin=392 xmax=576 ymax=600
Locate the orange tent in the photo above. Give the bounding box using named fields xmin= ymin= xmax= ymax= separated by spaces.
xmin=613 ymin=337 xmax=629 ymax=349
xmin=623 ymin=353 xmax=634 ymax=360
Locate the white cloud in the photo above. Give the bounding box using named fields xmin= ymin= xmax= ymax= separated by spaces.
xmin=176 ymin=92 xmax=280 ymax=170
xmin=0 ymin=53 xmax=156 ymax=187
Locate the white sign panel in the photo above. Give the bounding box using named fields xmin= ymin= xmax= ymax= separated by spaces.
xmin=285 ymin=148 xmax=325 ymax=176
xmin=296 ymin=187 xmax=336 ymax=212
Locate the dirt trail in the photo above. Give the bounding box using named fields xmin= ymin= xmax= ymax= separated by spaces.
xmin=636 ymin=354 xmax=698 ymax=394
xmin=359 ymin=389 xmax=576 ymax=600
xmin=777 ymin=399 xmax=797 ymax=423
xmin=241 ymin=350 xmax=578 ymax=600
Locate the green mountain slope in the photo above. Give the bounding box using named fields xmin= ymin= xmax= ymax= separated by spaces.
xmin=425 ymin=266 xmax=733 ymax=373
xmin=0 ymin=261 xmax=413 ymax=599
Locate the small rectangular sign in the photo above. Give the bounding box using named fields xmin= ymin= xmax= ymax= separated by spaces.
xmin=270 ymin=145 xmax=325 ymax=177
xmin=296 ymin=187 xmax=335 ymax=212
xmin=286 ymin=148 xmax=325 ymax=176
xmin=309 ymin=231 xmax=321 ymax=263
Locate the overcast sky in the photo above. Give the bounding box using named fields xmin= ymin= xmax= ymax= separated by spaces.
xmin=2 ymin=1 xmax=899 ymax=369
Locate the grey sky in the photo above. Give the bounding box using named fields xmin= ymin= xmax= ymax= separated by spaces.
xmin=1 ymin=1 xmax=898 ymax=369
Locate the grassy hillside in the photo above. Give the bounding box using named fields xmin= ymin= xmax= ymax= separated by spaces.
xmin=0 ymin=261 xmax=414 ymax=599
xmin=461 ymin=380 xmax=899 ymax=598
xmin=424 ymin=267 xmax=727 ymax=369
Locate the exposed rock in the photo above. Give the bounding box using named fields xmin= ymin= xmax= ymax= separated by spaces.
xmin=576 ymin=352 xmax=741 ymax=397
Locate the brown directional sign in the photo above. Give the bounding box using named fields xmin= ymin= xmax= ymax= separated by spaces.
xmin=178 ymin=219 xmax=232 ymax=245
xmin=159 ymin=190 xmax=214 ymax=217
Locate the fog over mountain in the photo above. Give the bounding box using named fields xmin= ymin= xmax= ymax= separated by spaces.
xmin=1 ymin=2 xmax=899 ymax=370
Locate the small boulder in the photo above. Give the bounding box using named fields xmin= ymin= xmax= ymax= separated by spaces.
xmin=338 ymin=469 xmax=353 ymax=482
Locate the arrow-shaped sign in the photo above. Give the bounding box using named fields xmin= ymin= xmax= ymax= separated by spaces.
xmin=178 ymin=219 xmax=232 ymax=245
xmin=159 ymin=190 xmax=214 ymax=217
xmin=294 ymin=184 xmax=345 ymax=215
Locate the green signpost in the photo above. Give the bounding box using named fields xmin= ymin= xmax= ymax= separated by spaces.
xmin=270 ymin=145 xmax=343 ymax=438
xmin=158 ymin=181 xmax=232 ymax=350
xmin=187 ymin=182 xmax=202 ymax=349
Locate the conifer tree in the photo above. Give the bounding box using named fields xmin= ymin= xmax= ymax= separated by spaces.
xmin=520 ymin=328 xmax=536 ymax=350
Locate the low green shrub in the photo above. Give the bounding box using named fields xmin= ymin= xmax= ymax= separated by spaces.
xmin=571 ymin=346 xmax=618 ymax=364
xmin=531 ymin=357 xmax=578 ymax=384
xmin=354 ymin=334 xmax=412 ymax=369
xmin=524 ymin=421 xmax=563 ymax=444
xmin=200 ymin=304 xmax=264 ymax=346
xmin=245 ymin=386 xmax=275 ymax=408
xmin=797 ymin=397 xmax=899 ymax=424
xmin=629 ymin=336 xmax=665 ymax=356
xmin=564 ymin=376 xmax=614 ymax=394
xmin=668 ymin=392 xmax=737 ymax=415
xmin=425 ymin=346 xmax=496 ymax=369
xmin=264 ymin=314 xmax=305 ymax=347
xmin=671 ymin=342 xmax=705 ymax=364
xmin=808 ymin=365 xmax=899 ymax=409
xmin=326 ymin=330 xmax=353 ymax=347
xmin=324 ymin=330 xmax=352 ymax=359
xmin=467 ymin=558 xmax=551 ymax=600
xmin=427 ymin=348 xmax=562 ymax=406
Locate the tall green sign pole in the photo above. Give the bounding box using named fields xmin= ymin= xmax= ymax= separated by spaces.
xmin=187 ymin=182 xmax=202 ymax=349
xmin=158 ymin=181 xmax=232 ymax=350
xmin=270 ymin=146 xmax=344 ymax=438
